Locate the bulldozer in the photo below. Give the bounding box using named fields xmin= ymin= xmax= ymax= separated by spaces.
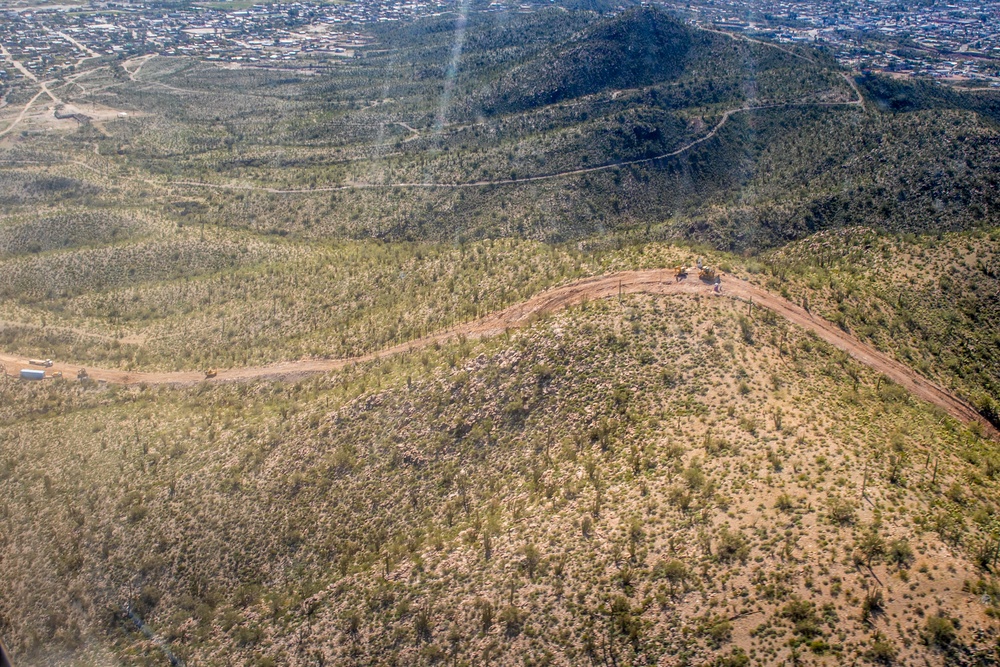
xmin=204 ymin=369 xmax=218 ymax=379
xmin=674 ymin=265 xmax=688 ymax=281
xmin=699 ymin=266 xmax=717 ymax=282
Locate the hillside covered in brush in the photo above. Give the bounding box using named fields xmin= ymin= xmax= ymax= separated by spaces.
xmin=2 ymin=4 xmax=1000 ymax=665
xmin=2 ymin=292 xmax=999 ymax=666
xmin=465 ymin=8 xmax=702 ymax=115
xmin=2 ymin=6 xmax=999 ymax=249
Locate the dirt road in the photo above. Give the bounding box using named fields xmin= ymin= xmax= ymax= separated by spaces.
xmin=0 ymin=88 xmax=43 ymax=138
xmin=165 ymin=98 xmax=863 ymax=194
xmin=0 ymin=42 xmax=38 ymax=82
xmin=1 ymin=269 xmax=996 ymax=438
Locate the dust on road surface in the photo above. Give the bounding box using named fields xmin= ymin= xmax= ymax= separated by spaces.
xmin=2 ymin=269 xmax=996 ymax=439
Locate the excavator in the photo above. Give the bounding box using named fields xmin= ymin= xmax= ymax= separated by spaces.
xmin=674 ymin=265 xmax=688 ymax=281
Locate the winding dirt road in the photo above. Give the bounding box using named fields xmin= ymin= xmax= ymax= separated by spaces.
xmin=164 ymin=97 xmax=864 ymax=194
xmin=1 ymin=270 xmax=996 ymax=439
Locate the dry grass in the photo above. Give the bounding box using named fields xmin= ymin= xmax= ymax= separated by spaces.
xmin=1 ymin=293 xmax=997 ymax=666
xmin=748 ymin=227 xmax=1000 ymax=424
xmin=0 ymin=236 xmax=607 ymax=370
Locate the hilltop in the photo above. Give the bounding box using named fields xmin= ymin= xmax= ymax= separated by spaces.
xmin=467 ymin=8 xmax=698 ymax=115
xmin=2 ymin=289 xmax=999 ymax=665
xmin=0 ymin=4 xmax=999 ymax=666
xmin=0 ymin=8 xmax=1000 ymax=252
xmin=6 ymin=6 xmax=1000 ymax=247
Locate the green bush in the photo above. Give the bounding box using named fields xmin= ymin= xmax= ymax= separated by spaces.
xmin=923 ymin=614 xmax=956 ymax=647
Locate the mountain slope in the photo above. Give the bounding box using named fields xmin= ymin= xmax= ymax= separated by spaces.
xmin=2 ymin=293 xmax=998 ymax=666
xmin=15 ymin=6 xmax=1000 ymax=249
xmin=470 ymin=8 xmax=697 ymax=115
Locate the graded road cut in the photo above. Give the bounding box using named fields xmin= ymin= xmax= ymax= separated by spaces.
xmin=2 ymin=269 xmax=996 ymax=439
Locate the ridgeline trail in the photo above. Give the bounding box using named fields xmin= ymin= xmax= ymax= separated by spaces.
xmin=1 ymin=269 xmax=997 ymax=439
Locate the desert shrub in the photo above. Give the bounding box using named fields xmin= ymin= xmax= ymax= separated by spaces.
xmin=609 ymin=595 xmax=642 ymax=648
xmin=945 ymin=482 xmax=966 ymax=505
xmin=782 ymin=598 xmax=821 ymax=639
xmin=933 ymin=510 xmax=965 ymax=545
xmin=861 ymin=588 xmax=884 ymax=621
xmin=522 ymin=543 xmax=542 ymax=580
xmin=775 ymin=492 xmax=794 ymax=511
xmin=500 ymin=606 xmax=524 ymax=637
xmin=826 ymin=496 xmax=856 ymax=525
xmin=887 ymin=539 xmax=914 ymax=568
xmin=696 ymin=615 xmax=732 ymax=647
xmin=683 ymin=464 xmax=705 ymax=491
xmin=715 ymin=525 xmax=749 ymax=564
xmin=854 ymin=530 xmax=886 ymax=567
xmin=971 ymin=538 xmax=998 ymax=571
xmin=654 ymin=558 xmax=689 ymax=596
xmin=767 ymin=448 xmax=784 ymax=472
xmin=345 ymin=610 xmax=361 ymax=635
xmin=866 ymin=633 xmax=897 ymax=664
xmin=711 ymin=649 xmax=749 ymax=667
xmin=703 ymin=431 xmax=732 ymax=456
xmin=923 ymin=614 xmax=956 ymax=647
xmin=234 ymin=625 xmax=262 ymax=647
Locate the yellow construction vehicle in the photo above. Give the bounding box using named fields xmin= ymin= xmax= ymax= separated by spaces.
xmin=204 ymin=369 xmax=218 ymax=379
xmin=674 ymin=265 xmax=688 ymax=280
xmin=699 ymin=266 xmax=717 ymax=282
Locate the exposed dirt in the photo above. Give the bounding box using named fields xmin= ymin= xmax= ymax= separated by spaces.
xmin=2 ymin=269 xmax=996 ymax=439
xmin=0 ymin=88 xmax=48 ymax=139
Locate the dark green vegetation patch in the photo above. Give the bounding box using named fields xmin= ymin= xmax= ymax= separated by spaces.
xmin=8 ymin=6 xmax=999 ymax=248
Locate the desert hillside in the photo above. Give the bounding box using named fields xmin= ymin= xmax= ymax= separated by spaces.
xmin=1 ymin=2 xmax=999 ymax=664
xmin=2 ymin=290 xmax=998 ymax=665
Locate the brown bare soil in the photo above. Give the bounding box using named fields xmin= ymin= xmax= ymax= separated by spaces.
xmin=2 ymin=268 xmax=996 ymax=439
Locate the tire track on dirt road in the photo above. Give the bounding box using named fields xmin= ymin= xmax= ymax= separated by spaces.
xmin=1 ymin=270 xmax=996 ymax=439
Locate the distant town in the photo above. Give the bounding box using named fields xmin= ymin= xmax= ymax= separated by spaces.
xmin=0 ymin=0 xmax=997 ymax=85
xmin=681 ymin=0 xmax=1000 ymax=84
